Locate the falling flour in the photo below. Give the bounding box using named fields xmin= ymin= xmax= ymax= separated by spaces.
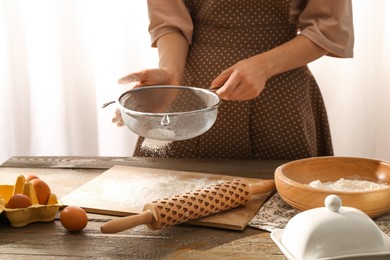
xmin=140 ymin=128 xmax=176 ymax=155
xmin=307 ymin=178 xmax=389 ymax=192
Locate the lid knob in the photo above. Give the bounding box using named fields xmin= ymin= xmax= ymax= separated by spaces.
xmin=324 ymin=194 xmax=342 ymax=212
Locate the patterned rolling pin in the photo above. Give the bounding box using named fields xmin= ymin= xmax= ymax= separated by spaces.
xmin=100 ymin=179 xmax=275 ymax=233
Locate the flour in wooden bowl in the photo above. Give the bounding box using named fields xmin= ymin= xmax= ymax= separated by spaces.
xmin=308 ymin=178 xmax=389 ymax=192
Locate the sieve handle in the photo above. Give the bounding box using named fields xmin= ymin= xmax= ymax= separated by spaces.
xmin=102 ymin=100 xmax=115 ymax=108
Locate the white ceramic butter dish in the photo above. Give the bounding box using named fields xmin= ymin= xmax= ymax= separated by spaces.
xmin=271 ymin=195 xmax=390 ymax=259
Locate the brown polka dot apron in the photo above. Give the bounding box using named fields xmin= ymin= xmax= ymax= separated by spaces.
xmin=134 ymin=0 xmax=333 ymax=160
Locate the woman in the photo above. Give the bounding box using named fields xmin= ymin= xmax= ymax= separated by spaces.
xmin=114 ymin=0 xmax=354 ymax=160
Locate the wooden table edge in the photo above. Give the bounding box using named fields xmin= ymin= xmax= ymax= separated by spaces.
xmin=1 ymin=156 xmax=289 ymax=179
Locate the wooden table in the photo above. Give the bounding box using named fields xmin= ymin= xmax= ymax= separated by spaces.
xmin=0 ymin=156 xmax=288 ymax=259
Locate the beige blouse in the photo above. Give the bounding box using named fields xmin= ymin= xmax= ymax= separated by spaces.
xmin=147 ymin=0 xmax=354 ymax=58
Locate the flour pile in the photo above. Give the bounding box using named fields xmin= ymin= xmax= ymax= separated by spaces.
xmin=308 ymin=178 xmax=388 ymax=192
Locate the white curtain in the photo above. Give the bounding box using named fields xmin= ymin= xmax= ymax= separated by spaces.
xmin=309 ymin=1 xmax=390 ymax=160
xmin=0 ymin=0 xmax=389 ymax=164
xmin=0 ymin=0 xmax=157 ymax=164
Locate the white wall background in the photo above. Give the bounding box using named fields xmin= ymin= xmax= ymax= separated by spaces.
xmin=0 ymin=0 xmax=389 ymax=164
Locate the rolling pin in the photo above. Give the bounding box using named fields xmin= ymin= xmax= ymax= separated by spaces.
xmin=100 ymin=179 xmax=275 ymax=234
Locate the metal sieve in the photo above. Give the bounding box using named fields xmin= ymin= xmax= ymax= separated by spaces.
xmin=115 ymin=85 xmax=221 ymax=141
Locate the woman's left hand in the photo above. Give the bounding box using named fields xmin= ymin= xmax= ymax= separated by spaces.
xmin=112 ymin=109 xmax=124 ymax=127
xmin=211 ymin=56 xmax=269 ymax=101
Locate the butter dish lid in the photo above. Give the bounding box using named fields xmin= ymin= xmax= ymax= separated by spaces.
xmin=271 ymin=195 xmax=390 ymax=260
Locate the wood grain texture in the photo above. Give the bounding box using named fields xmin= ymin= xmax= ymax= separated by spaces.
xmin=0 ymin=213 xmax=285 ymax=259
xmin=0 ymin=156 xmax=286 ymax=259
xmin=2 ymin=156 xmax=287 ymax=179
xmin=275 ymin=156 xmax=390 ymax=218
xmin=60 ymin=165 xmax=275 ymax=230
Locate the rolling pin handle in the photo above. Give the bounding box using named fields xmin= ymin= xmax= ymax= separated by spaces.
xmin=100 ymin=210 xmax=154 ymax=234
xmin=248 ymin=179 xmax=275 ymax=195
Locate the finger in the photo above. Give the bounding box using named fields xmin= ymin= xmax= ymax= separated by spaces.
xmin=112 ymin=116 xmax=121 ymax=124
xmin=135 ymin=69 xmax=168 ymax=86
xmin=118 ymin=72 xmax=142 ymax=84
xmin=223 ymin=82 xmax=246 ymax=100
xmin=217 ymin=72 xmax=241 ymax=99
xmin=229 ymin=86 xmax=262 ymax=101
xmin=131 ymin=83 xmax=145 ymax=89
xmin=112 ymin=110 xmax=122 ymax=123
xmin=211 ymin=69 xmax=232 ymax=90
xmin=113 ymin=117 xmax=125 ymax=127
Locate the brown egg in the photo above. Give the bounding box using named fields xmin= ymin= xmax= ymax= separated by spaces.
xmin=60 ymin=206 xmax=88 ymax=231
xmin=26 ymin=174 xmax=40 ymax=181
xmin=30 ymin=179 xmax=51 ymax=205
xmin=7 ymin=194 xmax=33 ymax=209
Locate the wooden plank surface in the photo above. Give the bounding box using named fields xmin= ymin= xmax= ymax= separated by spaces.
xmin=2 ymin=156 xmax=287 ymax=179
xmin=0 ymin=216 xmax=285 ymax=259
xmin=60 ymin=165 xmax=275 ymax=230
xmin=0 ymin=156 xmax=286 ymax=259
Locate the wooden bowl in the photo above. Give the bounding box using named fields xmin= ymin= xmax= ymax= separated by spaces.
xmin=275 ymin=156 xmax=390 ymax=218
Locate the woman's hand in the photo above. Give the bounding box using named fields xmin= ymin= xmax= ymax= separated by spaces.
xmin=211 ymin=56 xmax=270 ymax=101
xmin=112 ymin=68 xmax=179 ymax=127
xmin=211 ymin=35 xmax=329 ymax=101
xmin=112 ymin=109 xmax=124 ymax=127
xmin=118 ymin=68 xmax=179 ymax=86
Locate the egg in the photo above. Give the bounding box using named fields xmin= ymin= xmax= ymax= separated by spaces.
xmin=30 ymin=179 xmax=51 ymax=205
xmin=7 ymin=194 xmax=33 ymax=209
xmin=60 ymin=206 xmax=88 ymax=231
xmin=26 ymin=174 xmax=40 ymax=181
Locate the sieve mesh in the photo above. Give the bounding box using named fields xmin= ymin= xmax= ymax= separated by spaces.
xmin=118 ymin=86 xmax=221 ymax=141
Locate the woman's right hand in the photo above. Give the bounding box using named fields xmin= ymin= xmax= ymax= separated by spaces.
xmin=117 ymin=68 xmax=179 ymax=86
xmin=112 ymin=68 xmax=179 ymax=127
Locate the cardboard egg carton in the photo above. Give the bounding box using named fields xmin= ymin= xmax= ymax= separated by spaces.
xmin=0 ymin=175 xmax=61 ymax=227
